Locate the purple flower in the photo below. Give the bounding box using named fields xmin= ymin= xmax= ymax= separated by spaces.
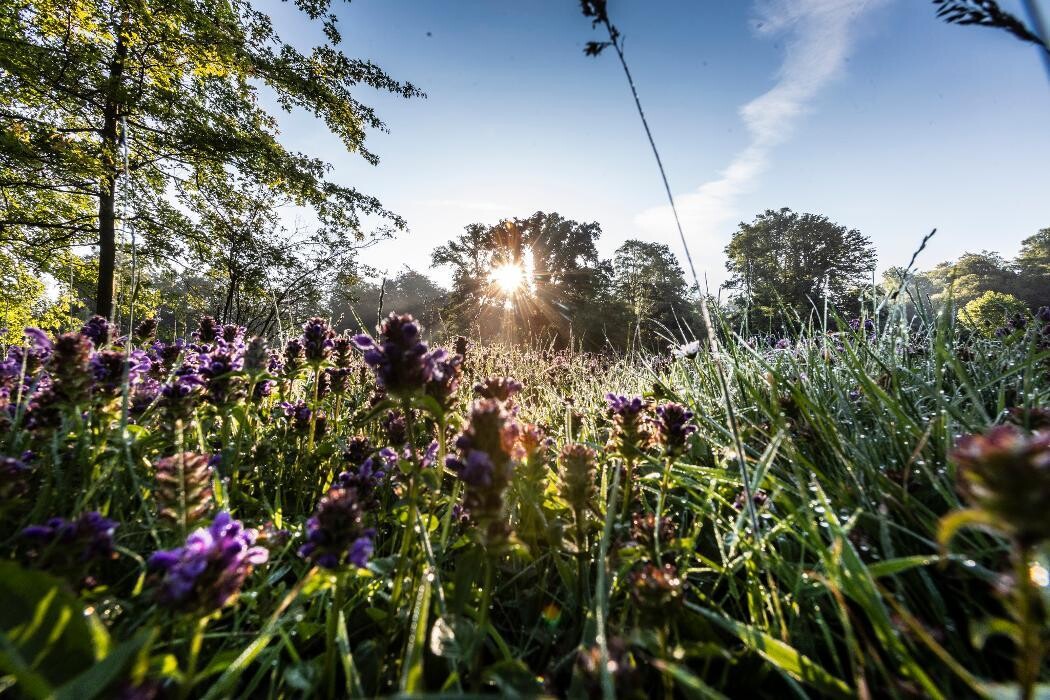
xmin=89 ymin=350 xmax=150 ymax=397
xmin=774 ymin=338 xmax=792 ymax=350
xmin=446 ymin=399 xmax=522 ymax=546
xmin=21 ymin=512 xmax=118 ymax=586
xmin=298 ymin=487 xmax=375 ymax=569
xmin=193 ymin=316 xmax=220 ymax=345
xmin=199 ymin=344 xmax=245 ymax=404
xmin=48 ymin=332 xmax=93 ymax=404
xmin=606 ymin=394 xmax=654 ymax=460
xmin=425 ymin=349 xmax=463 ymax=410
xmin=654 ymin=402 xmax=697 ymax=456
xmin=81 ymin=316 xmax=112 ymax=347
xmin=302 ymin=317 xmax=335 ymax=365
xmin=474 ymin=376 xmax=522 ymax=403
xmin=221 ymin=324 xmax=245 ymax=345
xmin=352 ymin=313 xmax=431 ymax=398
xmin=148 ymin=512 xmax=268 ymax=612
xmin=283 ymin=337 xmax=305 ymax=377
xmin=332 ymin=335 xmax=355 ymax=369
xmin=133 ymin=318 xmax=158 ymax=343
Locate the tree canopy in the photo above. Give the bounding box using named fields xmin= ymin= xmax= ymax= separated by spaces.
xmin=0 ymin=0 xmax=422 ymax=317
xmin=723 ymin=208 xmax=876 ymax=326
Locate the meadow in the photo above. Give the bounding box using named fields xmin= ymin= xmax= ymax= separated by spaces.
xmin=1 ymin=303 xmax=1048 ymax=699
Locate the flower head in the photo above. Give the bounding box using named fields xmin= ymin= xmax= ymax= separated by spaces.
xmin=474 ymin=376 xmax=522 ymax=403
xmin=148 ymin=512 xmax=267 ymax=612
xmin=559 ymin=443 xmax=597 ymax=514
xmin=21 ymin=512 xmax=118 ymax=587
xmin=282 ymin=337 xmax=305 ymax=377
xmin=352 ymin=313 xmax=431 ymax=398
xmin=653 ymin=402 xmax=696 ymax=457
xmin=951 ymin=425 xmax=1050 ymax=546
xmin=81 ymin=316 xmax=112 ymax=347
xmin=133 ymin=318 xmax=158 ymax=344
xmin=302 ymin=317 xmax=335 ymax=365
xmin=446 ymin=399 xmax=521 ymax=546
xmin=48 ymin=332 xmax=93 ymax=404
xmin=154 ymin=453 xmax=214 ymax=527
xmin=606 ymin=394 xmax=653 ymax=461
xmin=298 ymin=487 xmax=375 ymax=569
xmin=629 ymin=562 xmax=685 ymax=613
xmin=193 ymin=316 xmax=220 ymax=345
xmin=424 ymin=348 xmax=463 ymax=410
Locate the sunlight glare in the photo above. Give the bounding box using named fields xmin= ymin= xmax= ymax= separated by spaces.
xmin=491 ymin=262 xmax=525 ymax=295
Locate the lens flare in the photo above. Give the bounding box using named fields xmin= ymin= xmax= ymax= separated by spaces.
xmin=491 ymin=262 xmax=525 ymax=295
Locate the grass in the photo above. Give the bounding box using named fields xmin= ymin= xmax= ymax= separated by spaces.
xmin=0 ymin=303 xmax=1047 ymax=698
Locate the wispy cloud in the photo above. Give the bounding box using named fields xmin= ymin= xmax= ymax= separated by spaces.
xmin=636 ymin=0 xmax=888 ymax=286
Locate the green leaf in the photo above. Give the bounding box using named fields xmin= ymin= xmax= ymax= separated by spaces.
xmin=686 ymin=602 xmax=852 ymax=699
xmin=55 ymin=629 xmax=153 ymax=700
xmin=0 ymin=562 xmax=99 ymax=693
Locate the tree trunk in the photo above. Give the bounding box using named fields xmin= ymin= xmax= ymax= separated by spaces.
xmin=94 ymin=29 xmax=126 ymax=319
xmin=96 ymin=173 xmax=117 ymax=319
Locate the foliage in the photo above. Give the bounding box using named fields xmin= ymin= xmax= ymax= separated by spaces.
xmin=2 ymin=303 xmax=1049 ymax=697
xmin=432 ymin=211 xmax=605 ymax=346
xmin=607 ymin=240 xmax=698 ymax=349
xmin=958 ymin=290 xmax=1030 ymax=336
xmin=932 ymin=0 xmax=1050 ymax=51
xmin=723 ymin=208 xmax=877 ymax=328
xmin=0 ymin=0 xmax=422 ymax=316
xmin=331 ymin=268 xmax=447 ymax=336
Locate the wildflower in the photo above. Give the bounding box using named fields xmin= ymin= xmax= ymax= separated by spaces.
xmin=606 ymin=394 xmax=653 ymax=461
xmin=447 ymin=398 xmax=521 ymax=545
xmin=517 ymin=422 xmax=554 ymax=483
xmin=159 ymin=372 xmax=206 ymax=423
xmin=672 ymin=340 xmax=702 ymax=359
xmin=48 ymin=332 xmax=93 ymax=404
xmin=332 ymin=335 xmax=355 ymax=368
xmin=154 ymin=453 xmax=214 ymax=527
xmin=342 ymin=436 xmax=373 ymax=467
xmin=383 ymin=410 xmax=408 ymax=446
xmin=950 ymin=425 xmax=1050 ymax=546
xmin=298 ymin=487 xmax=375 ymax=569
xmin=302 ymin=317 xmax=335 ymax=365
xmin=81 ymin=316 xmax=112 ymax=347
xmin=424 ymin=348 xmax=463 ymax=410
xmin=454 ymin=335 xmax=468 ymax=358
xmin=90 ymin=349 xmax=151 ymax=398
xmin=559 ymin=443 xmax=597 ymax=514
xmin=653 ymin=402 xmax=696 ymax=457
xmin=193 ymin=316 xmax=220 ymax=345
xmin=199 ymin=344 xmax=244 ymax=404
xmin=474 ymin=375 xmax=522 ymax=403
xmin=133 ymin=318 xmax=158 ymax=344
xmin=629 ymin=512 xmax=677 ymax=549
xmin=774 ymin=338 xmax=792 ymax=350
xmin=335 ymin=447 xmax=396 ymax=512
xmin=283 ymin=337 xmax=305 ymax=377
xmin=221 ymin=324 xmax=245 ymax=345
xmin=243 ymin=337 xmax=269 ymax=376
xmin=148 ymin=512 xmax=268 ymax=612
xmin=629 ymin=562 xmax=685 ymax=613
xmin=21 ymin=512 xmax=118 ymax=587
xmin=576 ymin=637 xmax=637 ymax=700
xmin=352 ymin=313 xmax=431 ymax=398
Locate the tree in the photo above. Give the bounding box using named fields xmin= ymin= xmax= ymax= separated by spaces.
xmin=607 ymin=240 xmax=695 ymax=348
xmin=1014 ymin=228 xmax=1050 ymax=309
xmin=723 ymin=208 xmax=876 ymax=326
xmin=432 ymin=212 xmax=604 ymax=346
xmin=330 ymin=268 xmax=447 ymax=336
xmin=958 ymin=290 xmax=1029 ymax=336
xmin=926 ymin=251 xmax=1017 ymax=308
xmin=0 ymin=0 xmax=422 ymax=318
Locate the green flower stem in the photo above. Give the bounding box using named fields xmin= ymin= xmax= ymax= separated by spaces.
xmin=325 ymin=570 xmax=347 ymax=699
xmin=180 ymin=615 xmax=210 ymax=700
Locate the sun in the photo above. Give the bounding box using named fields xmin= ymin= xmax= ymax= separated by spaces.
xmin=490 ymin=262 xmax=525 ymax=295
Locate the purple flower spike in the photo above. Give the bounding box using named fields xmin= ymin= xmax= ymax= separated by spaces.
xmin=148 ymin=512 xmax=267 ymax=613
xmin=353 ymin=314 xmax=432 ymax=399
xmin=298 ymin=487 xmax=374 ymax=569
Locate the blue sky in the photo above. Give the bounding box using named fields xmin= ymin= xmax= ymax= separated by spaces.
xmin=269 ymin=0 xmax=1050 ymax=290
